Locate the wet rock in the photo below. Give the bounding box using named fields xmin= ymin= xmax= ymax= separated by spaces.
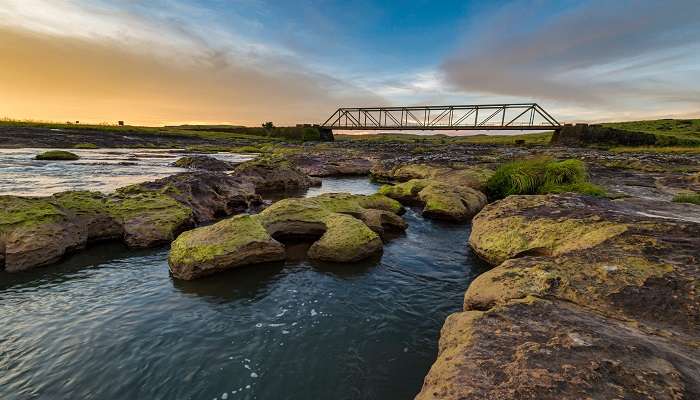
xmin=172 ymin=155 xmax=238 ymax=171
xmin=417 ymin=193 xmax=700 ymax=399
xmin=288 ymin=152 xmax=375 ymax=177
xmin=168 ymin=193 xmax=405 ymax=279
xmin=168 ymin=214 xmax=285 ymax=280
xmin=378 ymin=164 xmax=490 ymax=221
xmin=0 ymin=196 xmax=84 ymax=272
xmin=416 ymin=297 xmax=700 ymax=400
xmin=128 ymin=172 xmax=261 ymax=223
xmin=233 ymin=156 xmax=320 ymax=193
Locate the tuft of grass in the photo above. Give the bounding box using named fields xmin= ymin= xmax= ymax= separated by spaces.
xmin=672 ymin=192 xmax=700 ymax=205
xmin=486 ymin=158 xmax=605 ymax=199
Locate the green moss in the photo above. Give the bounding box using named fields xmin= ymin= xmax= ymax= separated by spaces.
xmin=170 ymin=214 xmax=270 ymax=266
xmin=0 ymin=196 xmax=65 ymax=230
xmin=470 ymin=214 xmax=628 ymax=265
xmin=672 ymin=192 xmax=700 ymax=205
xmin=308 ymin=213 xmax=381 ymax=262
xmin=486 ymin=158 xmax=605 ymax=199
xmin=379 ymin=179 xmax=429 ymax=201
xmin=35 ymin=150 xmax=80 ymax=160
xmin=51 ymin=191 xmax=108 ymax=215
xmin=73 ymin=143 xmax=98 ymax=149
xmin=355 ymin=194 xmax=404 ymax=215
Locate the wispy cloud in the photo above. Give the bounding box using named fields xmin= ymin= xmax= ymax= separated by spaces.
xmin=0 ymin=0 xmax=384 ymax=125
xmin=441 ymin=0 xmax=700 ymax=121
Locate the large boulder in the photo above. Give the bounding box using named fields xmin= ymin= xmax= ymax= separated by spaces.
xmin=172 ymin=155 xmax=238 ymax=171
xmin=379 ymin=165 xmax=490 ymax=221
xmin=128 ymin=171 xmax=261 ymax=223
xmin=168 ymin=193 xmax=405 ymax=280
xmin=0 ymin=196 xmax=84 ymax=272
xmin=288 ymin=152 xmax=376 ymax=177
xmin=168 ymin=215 xmax=285 ymax=280
xmin=233 ymin=156 xmax=319 ymax=193
xmin=417 ymin=193 xmax=700 ymax=399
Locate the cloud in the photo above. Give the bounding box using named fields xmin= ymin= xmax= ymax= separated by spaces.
xmin=0 ymin=0 xmax=384 ymax=125
xmin=441 ymin=0 xmax=700 ymax=121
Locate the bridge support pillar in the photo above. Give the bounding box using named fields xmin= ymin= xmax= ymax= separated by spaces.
xmin=319 ymin=127 xmax=334 ymax=142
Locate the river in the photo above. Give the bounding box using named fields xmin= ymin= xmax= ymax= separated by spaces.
xmin=0 ymin=153 xmax=486 ymax=399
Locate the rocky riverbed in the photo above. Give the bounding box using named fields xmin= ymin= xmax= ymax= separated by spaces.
xmin=1 ymin=138 xmax=699 ymax=398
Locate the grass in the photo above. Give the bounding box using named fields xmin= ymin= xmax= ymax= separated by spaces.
xmin=0 ymin=118 xmax=322 ymax=144
xmin=609 ymin=146 xmax=700 ymax=154
xmin=486 ymin=158 xmax=605 ymax=199
xmin=602 ymin=119 xmax=700 ymax=147
xmin=672 ymin=192 xmax=700 ymax=205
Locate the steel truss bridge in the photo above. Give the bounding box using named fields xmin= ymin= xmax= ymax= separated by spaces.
xmin=320 ymin=103 xmax=561 ymax=131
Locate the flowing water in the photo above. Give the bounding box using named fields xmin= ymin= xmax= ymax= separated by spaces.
xmin=0 ymin=148 xmax=253 ymax=196
xmin=0 ymin=169 xmax=487 ymax=399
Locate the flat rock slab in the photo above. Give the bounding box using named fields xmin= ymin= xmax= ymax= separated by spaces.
xmin=418 ymin=193 xmax=700 ymax=399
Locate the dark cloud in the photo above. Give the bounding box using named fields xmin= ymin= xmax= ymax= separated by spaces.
xmin=442 ymin=0 xmax=700 ymax=114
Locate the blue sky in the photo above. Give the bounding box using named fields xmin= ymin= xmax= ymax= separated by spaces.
xmin=0 ymin=0 xmax=699 ymax=125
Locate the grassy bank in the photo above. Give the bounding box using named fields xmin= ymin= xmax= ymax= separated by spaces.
xmin=0 ymin=119 xmax=328 ymax=143
xmin=602 ymin=119 xmax=700 ymax=147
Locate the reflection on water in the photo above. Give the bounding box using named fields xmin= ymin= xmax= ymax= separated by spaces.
xmin=0 ymin=177 xmax=487 ymax=400
xmin=0 ymin=148 xmax=253 ymax=196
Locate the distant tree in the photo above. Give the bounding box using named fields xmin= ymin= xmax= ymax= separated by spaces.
xmin=262 ymin=121 xmax=275 ymax=129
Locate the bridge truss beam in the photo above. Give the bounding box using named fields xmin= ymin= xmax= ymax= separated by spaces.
xmin=320 ymin=103 xmax=560 ymax=130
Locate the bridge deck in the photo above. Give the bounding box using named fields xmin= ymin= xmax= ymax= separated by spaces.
xmin=320 ymin=103 xmax=561 ymax=131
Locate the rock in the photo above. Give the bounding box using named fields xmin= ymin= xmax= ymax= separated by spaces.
xmin=0 ymin=196 xmax=84 ymax=272
xmin=379 ymin=168 xmax=489 ymax=222
xmin=168 ymin=215 xmax=285 ymax=280
xmin=419 ymin=183 xmax=487 ymax=221
xmin=417 ymin=193 xmax=700 ymax=399
xmin=307 ymin=213 xmax=382 ymax=262
xmin=35 ymin=150 xmax=80 ymax=160
xmin=288 ymin=152 xmax=375 ymax=177
xmin=106 ymin=190 xmax=193 ymax=247
xmin=416 ymin=297 xmax=700 ymax=400
xmin=127 ymin=172 xmax=261 ymax=223
xmin=172 ymin=155 xmax=238 ymax=171
xmin=233 ymin=156 xmax=320 ymax=193
xmin=168 ymin=193 xmax=406 ymax=279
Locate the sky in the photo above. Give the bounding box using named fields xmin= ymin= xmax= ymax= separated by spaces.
xmin=1 ymin=0 xmax=699 ymax=126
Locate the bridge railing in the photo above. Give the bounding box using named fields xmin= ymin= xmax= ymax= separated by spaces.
xmin=320 ymin=103 xmax=561 ymax=130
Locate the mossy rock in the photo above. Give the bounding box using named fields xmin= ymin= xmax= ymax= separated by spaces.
xmin=108 ymin=191 xmax=193 ymax=247
xmin=307 ymin=213 xmax=382 ymax=262
xmin=380 ymin=178 xmax=487 ymax=222
xmin=169 ymin=214 xmax=285 ymax=280
xmin=168 ymin=193 xmax=406 ymax=280
xmin=0 ymin=196 xmax=84 ymax=272
xmin=419 ymin=183 xmax=487 ymax=221
xmin=35 ymin=150 xmax=80 ymax=160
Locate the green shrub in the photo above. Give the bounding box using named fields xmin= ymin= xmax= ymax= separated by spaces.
xmin=486 ymin=158 xmax=604 ymax=199
xmin=35 ymin=150 xmax=80 ymax=160
xmin=73 ymin=143 xmax=98 ymax=149
xmin=672 ymin=192 xmax=700 ymax=205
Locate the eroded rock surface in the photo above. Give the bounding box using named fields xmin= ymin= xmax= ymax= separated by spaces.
xmin=168 ymin=193 xmax=406 ymax=280
xmin=288 ymin=152 xmax=376 ymax=177
xmin=417 ymin=193 xmax=700 ymax=399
